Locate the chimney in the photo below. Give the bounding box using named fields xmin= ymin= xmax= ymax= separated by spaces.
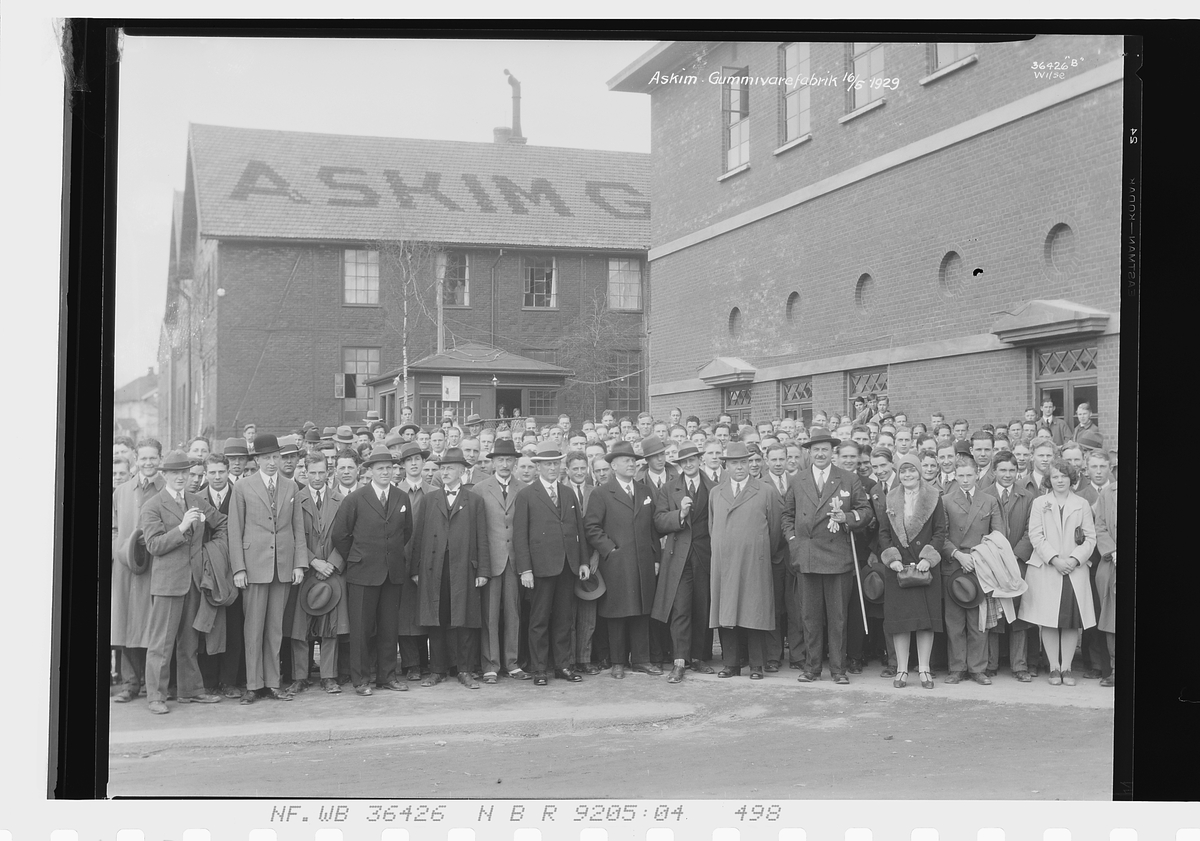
xmin=493 ymin=126 xmax=513 ymax=145
xmin=503 ymin=69 xmax=527 ymax=145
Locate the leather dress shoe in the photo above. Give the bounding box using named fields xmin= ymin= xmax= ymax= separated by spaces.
xmin=482 ymin=672 xmax=498 ymax=685
xmin=113 ymin=688 xmax=137 ymax=703
xmin=796 ymin=672 xmax=817 ymax=683
xmin=379 ymin=678 xmax=408 ymax=692
xmin=1061 ymin=670 xmax=1076 ymax=686
xmin=599 ymin=658 xmax=612 ymax=670
xmin=717 ymin=668 xmax=740 ymax=678
xmin=667 ymin=664 xmax=686 ymax=683
xmin=880 ymin=666 xmax=897 ymax=678
xmin=970 ymin=672 xmax=992 ymax=685
xmin=611 ymin=664 xmax=626 ymax=679
xmin=1048 ymin=670 xmax=1062 ymax=685
xmin=406 ymin=669 xmax=423 ymax=681
xmin=239 ymin=690 xmax=257 ymax=705
xmin=555 ymin=668 xmax=582 ymax=682
xmin=177 ymin=693 xmax=221 ymax=704
xmin=833 ymin=673 xmax=850 ymax=685
xmin=630 ymin=662 xmax=663 ymax=676
xmin=689 ymin=659 xmax=715 ymax=674
xmin=1014 ymin=670 xmax=1033 ymax=683
xmin=355 ymin=684 xmax=374 ymax=696
xmin=1082 ymin=668 xmax=1103 ymax=680
xmin=221 ymin=684 xmax=244 ymax=699
xmin=507 ymin=669 xmax=533 ymax=681
xmin=749 ymin=670 xmax=764 ymax=680
xmin=421 ymin=673 xmax=445 ymax=687
xmin=943 ymin=671 xmax=965 ymax=684
xmin=321 ymin=678 xmax=342 ymax=694
xmin=286 ymin=680 xmax=308 ymax=695
xmin=268 ymin=687 xmax=294 ymax=701
xmin=582 ymin=663 xmax=602 ymax=675
xmin=847 ymin=660 xmax=863 ymax=675
xmin=1100 ymin=673 xmax=1116 ymax=687
xmin=984 ymin=668 xmax=999 ymax=677
xmin=458 ymin=672 xmax=480 ymax=689
xmin=533 ymin=673 xmax=548 ymax=686
xmin=148 ymin=700 xmax=169 ymax=714
xmin=765 ymin=660 xmax=781 ymax=673
xmin=789 ymin=662 xmax=804 ymax=670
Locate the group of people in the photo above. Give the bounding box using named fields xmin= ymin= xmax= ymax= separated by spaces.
xmin=109 ymin=394 xmax=1118 ymax=716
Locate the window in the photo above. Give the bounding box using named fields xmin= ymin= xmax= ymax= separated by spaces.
xmin=606 ymin=349 xmax=643 ymax=415
xmin=523 ymin=256 xmax=557 ymax=308
xmin=848 ymin=366 xmax=888 ymax=414
xmin=340 ymin=347 xmax=380 ymax=421
xmin=608 ymin=258 xmax=642 ymax=310
xmin=724 ymin=386 xmax=753 ymax=426
xmin=1035 ymin=345 xmax=1099 ymax=428
xmin=343 ymin=249 xmax=379 ymax=305
xmin=780 ymin=377 xmax=813 ymax=428
xmin=933 ymin=42 xmax=974 ymax=71
xmin=419 ymin=397 xmax=478 ymax=428
xmin=438 ymin=251 xmax=470 ymax=307
xmin=722 ymin=66 xmax=751 ymax=171
xmin=849 ymin=43 xmax=886 ymax=111
xmin=526 ymin=390 xmax=557 ymax=417
xmin=523 ymin=349 xmax=558 ymax=364
xmin=782 ymin=43 xmax=812 ymax=142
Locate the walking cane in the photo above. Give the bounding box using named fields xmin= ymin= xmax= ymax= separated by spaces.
xmin=847 ymin=521 xmax=870 ymax=635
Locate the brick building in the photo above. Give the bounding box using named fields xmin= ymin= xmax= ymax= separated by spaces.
xmin=609 ymin=37 xmax=1123 ymax=446
xmin=157 ymin=122 xmax=650 ymax=447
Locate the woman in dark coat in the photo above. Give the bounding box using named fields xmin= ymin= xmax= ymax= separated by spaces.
xmin=877 ymin=452 xmax=947 ymax=689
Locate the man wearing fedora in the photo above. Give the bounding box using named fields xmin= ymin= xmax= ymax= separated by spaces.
xmin=513 ymin=441 xmax=591 ymax=685
xmin=330 ymin=445 xmax=414 ymax=695
xmin=563 ymin=451 xmax=602 ymax=674
xmin=781 ymin=428 xmax=873 ymax=685
xmin=473 ymin=438 xmax=532 ymax=683
xmin=650 ymin=443 xmax=713 ymax=682
xmin=112 ymin=438 xmax=166 ymax=703
xmin=409 ymin=448 xmax=490 ymax=689
xmin=634 ymin=433 xmax=676 ymax=666
xmin=286 ymin=451 xmax=351 ymax=694
xmin=940 ymin=455 xmax=1003 ymax=685
xmin=228 ymin=432 xmax=309 ymax=703
xmin=202 ymin=453 xmax=246 ymax=697
xmin=138 ymin=450 xmax=228 ymax=713
xmin=392 ymin=440 xmax=438 ymax=680
xmin=707 ymin=442 xmax=784 ymax=680
xmin=982 ymin=450 xmax=1038 ymax=682
xmin=583 ymin=441 xmax=663 ymax=679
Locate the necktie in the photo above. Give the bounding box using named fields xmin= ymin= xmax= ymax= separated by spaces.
xmin=688 ymin=479 xmax=697 ymax=498
xmin=378 ymin=488 xmax=387 ymax=509
xmin=777 ymin=476 xmax=787 ymax=495
xmin=966 ymin=489 xmax=973 ymax=505
xmin=549 ymin=484 xmax=558 ymax=507
xmin=733 ymin=482 xmax=741 ymax=498
xmin=816 ymin=470 xmax=825 ymax=494
xmin=267 ymin=479 xmax=277 ymax=514
xmin=1000 ymin=487 xmax=1008 ymax=505
xmin=500 ymin=481 xmax=508 ymax=502
xmin=575 ymin=485 xmax=584 ymax=507
xmin=316 ymin=490 xmax=323 ymax=510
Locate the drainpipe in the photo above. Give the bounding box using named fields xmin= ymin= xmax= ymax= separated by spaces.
xmin=489 ymin=249 xmax=504 ymax=347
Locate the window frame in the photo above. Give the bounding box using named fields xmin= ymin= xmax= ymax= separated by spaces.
xmin=606 ymin=257 xmax=643 ymax=312
xmin=721 ymin=65 xmax=751 ymax=173
xmin=1033 ymin=344 xmax=1100 ymax=428
xmin=522 ymin=255 xmax=558 ymax=310
xmin=846 ymin=42 xmax=887 ymax=113
xmin=780 ymin=42 xmax=812 ymax=146
xmin=342 ymin=248 xmax=380 ymax=307
xmin=437 ymin=250 xmax=471 ymax=308
xmin=340 ymin=345 xmax=381 ymax=422
xmin=606 ymin=349 xmax=643 ymax=415
xmin=779 ymin=377 xmax=814 ymax=428
xmin=847 ymin=365 xmax=888 ymax=415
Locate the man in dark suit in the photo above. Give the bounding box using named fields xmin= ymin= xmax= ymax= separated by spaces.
xmin=409 ymin=448 xmax=490 ymax=689
xmin=392 ymin=440 xmax=437 ymax=681
xmin=651 ymin=444 xmax=712 ymax=682
xmin=634 ymin=434 xmax=675 ymax=667
xmin=562 ymin=451 xmax=601 ymax=674
xmin=138 ymin=451 xmax=228 ymax=713
xmin=513 ymin=442 xmax=590 ymax=685
xmin=781 ymin=430 xmax=873 ymax=685
xmin=330 ymin=445 xmax=413 ymax=696
xmin=228 ymin=433 xmax=308 ymax=704
xmin=199 ymin=453 xmax=241 ymax=696
xmin=982 ymin=450 xmax=1038 ymax=681
xmin=941 ymin=456 xmax=1003 ymax=685
xmin=583 ymin=441 xmax=663 ymax=679
xmin=761 ymin=443 xmax=796 ymax=672
xmin=970 ymin=431 xmax=997 ymax=491
xmin=1035 ymin=397 xmax=1073 ymax=446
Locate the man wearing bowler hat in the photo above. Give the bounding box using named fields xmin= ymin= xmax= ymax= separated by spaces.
xmin=583 ymin=441 xmax=663 ymax=679
xmin=409 ymin=448 xmax=490 ymax=689
xmin=513 ymin=441 xmax=591 ymax=685
xmin=228 ymin=433 xmax=309 ymax=703
xmin=330 ymin=446 xmax=413 ymax=695
xmin=138 ymin=450 xmax=228 ymax=713
xmin=392 ymin=440 xmax=437 ymax=680
xmin=473 ymin=438 xmax=532 ymax=683
xmin=651 ymin=443 xmax=713 ymax=682
xmin=782 ymin=429 xmax=873 ymax=685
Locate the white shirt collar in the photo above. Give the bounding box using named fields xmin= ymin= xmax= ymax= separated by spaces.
xmin=812 ymin=464 xmax=828 ymax=480
xmin=261 ymin=471 xmax=277 ymax=488
xmin=540 ymin=478 xmax=558 ymax=494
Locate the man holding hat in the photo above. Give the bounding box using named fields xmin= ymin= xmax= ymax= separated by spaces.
xmin=706 ymin=442 xmax=784 ymax=679
xmin=228 ymin=433 xmax=309 ymax=703
xmin=473 ymin=438 xmax=531 ymax=683
xmin=583 ymin=441 xmax=663 ymax=679
xmin=650 ymin=443 xmax=714 ymax=681
xmin=138 ymin=450 xmax=228 ymax=713
xmin=781 ymin=428 xmax=873 ymax=684
xmin=408 ymin=448 xmax=490 ymax=689
xmin=331 ymin=445 xmax=414 ymax=695
xmin=513 ymin=441 xmax=591 ymax=685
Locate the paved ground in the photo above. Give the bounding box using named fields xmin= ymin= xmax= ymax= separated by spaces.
xmin=108 ymin=663 xmax=1114 ymax=800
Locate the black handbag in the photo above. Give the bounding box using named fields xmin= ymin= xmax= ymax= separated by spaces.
xmin=896 ymin=563 xmax=932 ymax=588
xmin=1074 ymin=525 xmax=1085 ymax=545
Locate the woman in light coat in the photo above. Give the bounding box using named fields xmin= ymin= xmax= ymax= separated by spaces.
xmin=1020 ymin=459 xmax=1097 ymax=686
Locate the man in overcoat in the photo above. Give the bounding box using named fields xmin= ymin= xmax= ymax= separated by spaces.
xmin=473 ymin=439 xmax=531 ymax=683
xmin=982 ymin=450 xmax=1038 ymax=681
xmin=760 ymin=443 xmax=796 ymax=672
xmin=651 ymin=444 xmax=713 ymax=682
xmin=781 ymin=429 xmax=873 ymax=685
xmin=112 ymin=438 xmax=165 ymax=702
xmin=512 ymin=441 xmax=590 ymax=685
xmin=138 ymin=451 xmax=227 ymax=713
xmin=583 ymin=441 xmax=663 ymax=679
xmin=408 ymin=448 xmax=490 ymax=689
xmin=392 ymin=440 xmax=437 ymax=680
xmin=228 ymin=433 xmax=309 ymax=703
xmin=330 ymin=445 xmax=413 ymax=695
xmin=707 ymin=443 xmax=783 ymax=679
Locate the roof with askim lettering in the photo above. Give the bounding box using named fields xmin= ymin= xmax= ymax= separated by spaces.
xmin=186 ymin=123 xmax=651 ymax=250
